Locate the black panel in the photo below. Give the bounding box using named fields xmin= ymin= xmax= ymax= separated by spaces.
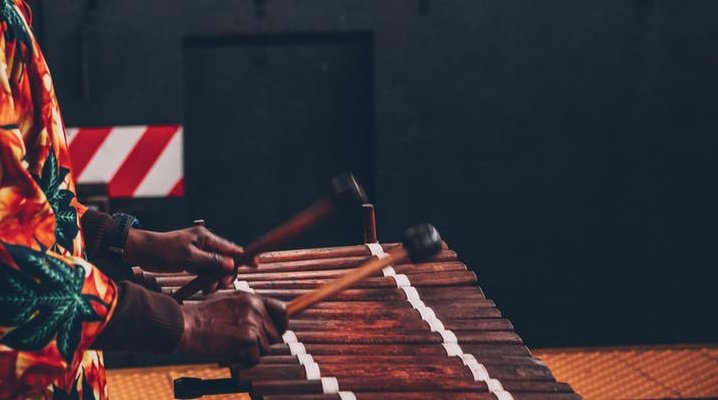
xmin=184 ymin=33 xmax=375 ymax=248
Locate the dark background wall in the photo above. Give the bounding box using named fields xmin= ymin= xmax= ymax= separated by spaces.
xmin=30 ymin=0 xmax=717 ymax=348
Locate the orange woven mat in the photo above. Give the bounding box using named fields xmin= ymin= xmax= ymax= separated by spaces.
xmin=106 ymin=364 xmax=248 ymax=400
xmin=534 ymin=344 xmax=718 ymax=400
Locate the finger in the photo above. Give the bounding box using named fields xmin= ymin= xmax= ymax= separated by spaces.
xmin=251 ymin=296 xmax=281 ymax=344
xmin=262 ymin=297 xmax=288 ymax=335
xmin=233 ymin=326 xmax=261 ymax=367
xmin=245 ymin=322 xmax=266 ymax=364
xmin=190 ymin=247 xmax=234 ymax=273
xmin=244 ymin=309 xmax=270 ymax=350
xmin=233 ymin=346 xmax=259 ymax=368
xmin=255 ymin=324 xmax=271 ymax=354
xmin=201 ymin=231 xmax=245 ymax=259
xmin=237 ymin=256 xmax=259 ymax=269
xmin=220 ymin=273 xmax=236 ymax=289
xmin=246 ymin=341 xmax=261 ymax=367
xmin=242 ymin=296 xmax=279 ymax=347
xmin=262 ymin=316 xmax=281 ymax=345
xmin=201 ymin=280 xmax=218 ymax=295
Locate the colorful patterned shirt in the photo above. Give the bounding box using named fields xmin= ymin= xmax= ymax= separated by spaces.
xmin=0 ymin=1 xmax=119 ymax=399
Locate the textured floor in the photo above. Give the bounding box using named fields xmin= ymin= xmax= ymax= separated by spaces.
xmin=106 ymin=363 xmax=248 ymax=400
xmin=534 ymin=344 xmax=718 ymax=400
xmin=106 ymin=344 xmax=718 ymax=400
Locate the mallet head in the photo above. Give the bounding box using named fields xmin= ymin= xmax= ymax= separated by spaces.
xmin=331 ymin=173 xmax=368 ymax=209
xmin=402 ymin=223 xmax=442 ymax=263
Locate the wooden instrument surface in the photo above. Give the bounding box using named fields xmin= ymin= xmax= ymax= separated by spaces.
xmin=136 ymin=242 xmax=581 ymax=400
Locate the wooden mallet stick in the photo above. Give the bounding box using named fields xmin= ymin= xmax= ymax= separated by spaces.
xmin=172 ymin=173 xmax=367 ymax=302
xmin=286 ymin=223 xmax=442 ymax=316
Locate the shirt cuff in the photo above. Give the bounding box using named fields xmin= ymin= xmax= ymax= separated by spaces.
xmin=91 ymin=281 xmax=184 ymax=353
xmin=80 ymin=209 xmax=114 ymax=260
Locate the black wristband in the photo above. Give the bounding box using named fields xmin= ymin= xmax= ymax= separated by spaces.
xmin=108 ymin=212 xmax=140 ymax=254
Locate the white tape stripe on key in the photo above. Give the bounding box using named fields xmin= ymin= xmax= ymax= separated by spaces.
xmin=443 ymin=343 xmax=463 ymax=357
xmin=279 ymin=292 xmax=350 ymax=395
xmin=297 ymin=354 xmax=321 ymax=380
xmin=365 ymin=243 xmax=387 ymax=258
xmin=392 ymin=273 xmax=411 ymax=287
xmin=283 ymin=330 xmax=308 ymax=356
xmin=321 ymin=377 xmax=339 ymax=394
xmin=288 ymin=342 xmax=306 ymax=355
xmin=367 ymin=245 xmax=395 ymax=278
xmin=440 ymin=325 xmax=515 ymax=399
xmin=234 ymin=277 xmax=353 ymax=395
xmin=382 ymin=266 xmax=396 ymax=277
xmin=303 ymin=361 xmax=321 ymax=380
xmin=438 ymin=329 xmax=458 ymax=344
xmin=282 ymin=330 xmax=298 ymax=343
xmin=459 ymin=354 xmax=490 ymax=381
xmin=297 ymin=354 xmax=315 ymax=365
xmin=233 ymin=279 xmax=255 ymax=293
xmin=365 ymin=243 xmax=514 ymax=400
xmin=338 ymin=392 xmax=358 ymax=400
xmin=366 ymin=243 xmax=396 ymax=277
xmin=403 ymin=287 xmax=427 ymax=309
xmin=365 ymin=243 xmax=450 ymax=335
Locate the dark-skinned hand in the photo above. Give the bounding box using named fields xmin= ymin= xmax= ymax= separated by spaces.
xmin=123 ymin=225 xmax=247 ymax=292
xmin=175 ymin=293 xmax=287 ymax=366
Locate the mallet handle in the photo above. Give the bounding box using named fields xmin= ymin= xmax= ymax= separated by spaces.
xmin=244 ymin=197 xmax=335 ymax=257
xmin=286 ymin=246 xmax=408 ymax=316
xmin=172 ymin=197 xmax=336 ymax=302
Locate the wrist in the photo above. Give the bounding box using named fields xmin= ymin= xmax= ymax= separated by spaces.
xmin=122 ymin=228 xmax=149 ymax=265
xmin=108 ymin=212 xmax=140 ymax=255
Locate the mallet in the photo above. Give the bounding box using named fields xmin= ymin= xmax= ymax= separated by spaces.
xmin=285 ymin=223 xmax=442 ymax=316
xmin=172 ymin=173 xmax=367 ymax=302
xmin=173 ymin=224 xmax=442 ymax=399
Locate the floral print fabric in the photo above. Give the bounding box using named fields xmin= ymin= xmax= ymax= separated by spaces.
xmin=0 ymin=1 xmax=118 ymax=399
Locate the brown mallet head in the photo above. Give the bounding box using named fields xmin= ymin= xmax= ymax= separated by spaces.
xmin=331 ymin=172 xmax=368 ymax=209
xmin=402 ymin=223 xmax=443 ymax=263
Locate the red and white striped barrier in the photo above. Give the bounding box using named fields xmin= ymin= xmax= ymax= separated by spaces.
xmin=67 ymin=125 xmax=184 ymax=198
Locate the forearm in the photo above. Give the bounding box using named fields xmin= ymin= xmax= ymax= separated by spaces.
xmin=91 ymin=281 xmax=184 ymax=353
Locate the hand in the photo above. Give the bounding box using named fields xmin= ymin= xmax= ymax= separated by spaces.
xmin=175 ymin=292 xmax=287 ymax=366
xmin=123 ymin=226 xmax=246 ymax=290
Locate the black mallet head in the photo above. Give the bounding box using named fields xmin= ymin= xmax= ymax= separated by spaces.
xmin=331 ymin=172 xmax=368 ymax=208
xmin=402 ymin=223 xmax=443 ymax=263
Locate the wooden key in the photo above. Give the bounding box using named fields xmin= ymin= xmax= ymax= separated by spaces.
xmin=286 ymin=224 xmax=442 ymax=316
